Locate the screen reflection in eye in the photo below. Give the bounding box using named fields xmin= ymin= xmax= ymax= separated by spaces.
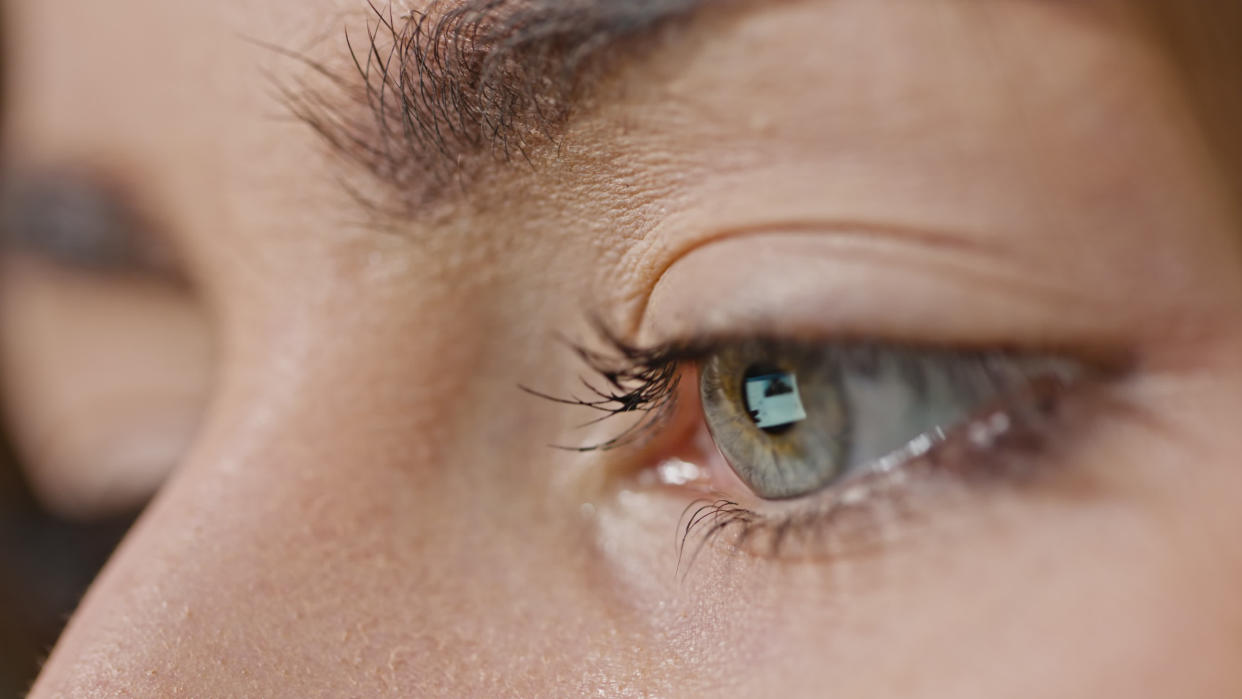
xmin=743 ymin=370 xmax=807 ymax=430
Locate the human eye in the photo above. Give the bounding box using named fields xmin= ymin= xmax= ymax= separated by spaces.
xmin=531 ymin=328 xmax=1118 ymax=569
xmin=697 ymin=340 xmax=1083 ymax=497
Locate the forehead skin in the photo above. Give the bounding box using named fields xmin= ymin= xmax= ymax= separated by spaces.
xmin=10 ymin=0 xmax=1242 ymax=697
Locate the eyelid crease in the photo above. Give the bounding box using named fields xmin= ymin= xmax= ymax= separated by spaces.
xmin=626 ymin=226 xmax=1149 ymax=373
xmin=623 ymin=219 xmax=1023 ymax=339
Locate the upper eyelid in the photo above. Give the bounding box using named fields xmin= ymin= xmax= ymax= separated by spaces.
xmin=624 ymin=222 xmax=1018 ymax=340
xmin=626 ymin=231 xmax=1156 ymax=375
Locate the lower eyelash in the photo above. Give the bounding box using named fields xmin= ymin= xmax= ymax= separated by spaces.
xmin=676 ymin=475 xmax=929 ymax=576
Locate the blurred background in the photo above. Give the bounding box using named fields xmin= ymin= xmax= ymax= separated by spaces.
xmin=0 ymin=5 xmax=137 ymax=695
xmin=0 ymin=436 xmax=136 ymax=696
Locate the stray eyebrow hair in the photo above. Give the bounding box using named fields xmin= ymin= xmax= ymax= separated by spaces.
xmin=280 ymin=0 xmax=714 ymax=214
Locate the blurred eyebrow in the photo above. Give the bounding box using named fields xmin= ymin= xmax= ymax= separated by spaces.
xmin=0 ymin=170 xmax=175 ymax=276
xmin=282 ymin=0 xmax=713 ymax=214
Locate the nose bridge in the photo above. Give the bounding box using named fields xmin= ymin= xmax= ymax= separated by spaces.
xmin=25 ymin=347 xmax=460 ymax=696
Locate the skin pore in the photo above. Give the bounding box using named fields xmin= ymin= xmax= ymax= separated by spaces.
xmin=3 ymin=0 xmax=1242 ymax=696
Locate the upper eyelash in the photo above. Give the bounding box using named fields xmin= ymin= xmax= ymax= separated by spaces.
xmin=523 ymin=327 xmax=1066 ymax=452
xmin=519 ymin=327 xmax=703 ymax=451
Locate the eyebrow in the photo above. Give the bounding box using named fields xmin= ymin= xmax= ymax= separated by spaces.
xmin=283 ymin=0 xmax=715 ymax=213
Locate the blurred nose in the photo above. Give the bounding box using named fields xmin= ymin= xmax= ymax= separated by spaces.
xmin=7 ymin=1 xmax=500 ymax=692
xmin=26 ymin=281 xmax=478 ymax=696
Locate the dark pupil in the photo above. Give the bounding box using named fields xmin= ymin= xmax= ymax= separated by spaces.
xmin=742 ymin=364 xmax=805 ymax=436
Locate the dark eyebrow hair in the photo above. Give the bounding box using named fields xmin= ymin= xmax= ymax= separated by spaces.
xmin=281 ymin=0 xmax=715 ymax=214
